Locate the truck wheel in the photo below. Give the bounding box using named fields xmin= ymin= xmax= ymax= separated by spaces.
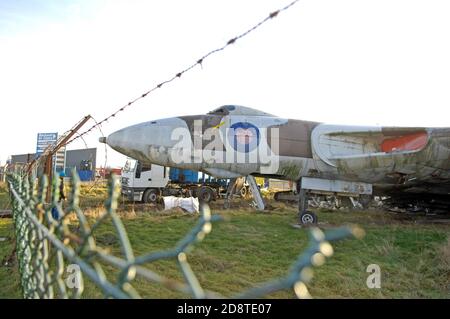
xmin=143 ymin=189 xmax=158 ymax=203
xmin=300 ymin=211 xmax=318 ymax=225
xmin=198 ymin=187 xmax=213 ymax=203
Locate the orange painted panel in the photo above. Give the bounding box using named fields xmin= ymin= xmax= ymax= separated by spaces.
xmin=381 ymin=132 xmax=428 ymax=153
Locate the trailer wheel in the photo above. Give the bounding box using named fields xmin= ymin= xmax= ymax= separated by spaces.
xmin=240 ymin=186 xmax=247 ymax=197
xmin=198 ymin=187 xmax=213 ymax=203
xmin=143 ymin=189 xmax=158 ymax=203
xmin=300 ymin=211 xmax=318 ymax=225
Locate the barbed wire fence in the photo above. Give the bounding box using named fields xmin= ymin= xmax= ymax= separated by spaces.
xmin=5 ymin=0 xmax=366 ymax=299
xmin=7 ymin=170 xmax=364 ymax=299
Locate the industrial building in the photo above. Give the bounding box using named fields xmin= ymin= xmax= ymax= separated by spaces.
xmin=64 ymin=148 xmax=97 ymax=181
xmin=9 ymin=148 xmax=97 ymax=181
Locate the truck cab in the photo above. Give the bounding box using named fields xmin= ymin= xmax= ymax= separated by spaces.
xmin=121 ymin=159 xmax=170 ymax=202
xmin=121 ymin=158 xmax=230 ymax=204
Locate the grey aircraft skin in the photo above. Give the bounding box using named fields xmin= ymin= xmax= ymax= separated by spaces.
xmin=103 ymin=105 xmax=450 ymax=210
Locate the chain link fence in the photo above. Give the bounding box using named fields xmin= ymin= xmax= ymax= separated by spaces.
xmin=7 ymin=171 xmax=363 ymax=299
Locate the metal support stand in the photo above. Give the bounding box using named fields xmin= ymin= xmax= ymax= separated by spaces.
xmin=223 ymin=178 xmax=237 ymax=209
xmin=247 ymin=175 xmax=265 ymax=211
xmin=226 ymin=178 xmax=238 ymax=199
xmin=298 ymin=187 xmax=308 ymax=214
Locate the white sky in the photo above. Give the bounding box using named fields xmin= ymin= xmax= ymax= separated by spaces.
xmin=1 ymin=0 xmax=449 ymax=168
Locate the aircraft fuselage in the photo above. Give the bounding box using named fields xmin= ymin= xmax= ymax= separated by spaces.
xmin=103 ymin=105 xmax=450 ymax=197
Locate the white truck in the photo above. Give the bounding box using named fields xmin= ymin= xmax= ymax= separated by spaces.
xmin=121 ymin=159 xmax=169 ymax=203
xmin=120 ymin=159 xmax=228 ymax=203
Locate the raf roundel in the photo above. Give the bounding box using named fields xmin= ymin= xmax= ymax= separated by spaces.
xmin=227 ymin=122 xmax=260 ymax=153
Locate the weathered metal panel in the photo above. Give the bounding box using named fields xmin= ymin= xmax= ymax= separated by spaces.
xmin=301 ymin=177 xmax=372 ymax=195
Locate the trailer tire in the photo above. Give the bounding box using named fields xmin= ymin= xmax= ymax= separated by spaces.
xmin=143 ymin=189 xmax=158 ymax=203
xmin=198 ymin=187 xmax=214 ymax=203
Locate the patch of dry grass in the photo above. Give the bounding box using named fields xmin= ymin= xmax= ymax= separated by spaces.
xmin=1 ymin=182 xmax=449 ymax=298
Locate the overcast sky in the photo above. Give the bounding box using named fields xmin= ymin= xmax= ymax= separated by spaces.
xmin=1 ymin=0 xmax=449 ymax=168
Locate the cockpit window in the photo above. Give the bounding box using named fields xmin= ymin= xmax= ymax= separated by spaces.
xmin=208 ymin=106 xmax=226 ymax=115
xmin=207 ymin=105 xmax=275 ymax=117
xmin=207 ymin=105 xmax=235 ymax=115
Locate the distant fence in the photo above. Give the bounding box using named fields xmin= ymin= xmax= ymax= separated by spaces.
xmin=7 ymin=171 xmax=363 ymax=299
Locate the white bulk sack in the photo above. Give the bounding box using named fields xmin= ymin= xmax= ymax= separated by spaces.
xmin=163 ymin=196 xmax=199 ymax=214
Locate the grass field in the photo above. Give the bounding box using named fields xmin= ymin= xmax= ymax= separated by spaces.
xmin=0 ymin=181 xmax=449 ymax=299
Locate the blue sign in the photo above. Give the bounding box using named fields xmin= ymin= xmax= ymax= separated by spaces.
xmin=36 ymin=132 xmax=58 ymax=156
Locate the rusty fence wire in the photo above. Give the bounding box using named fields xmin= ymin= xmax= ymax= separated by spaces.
xmin=7 ymin=170 xmax=363 ymax=299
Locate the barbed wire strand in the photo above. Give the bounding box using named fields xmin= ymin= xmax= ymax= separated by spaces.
xmin=65 ymin=0 xmax=300 ymax=146
xmin=75 ymin=132 xmax=89 ymax=149
xmin=92 ymin=117 xmax=108 ymax=176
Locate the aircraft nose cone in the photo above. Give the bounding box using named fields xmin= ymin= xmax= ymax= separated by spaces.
xmin=105 ymin=128 xmax=130 ymax=155
xmin=107 ymin=129 xmax=124 ymax=147
xmin=103 ymin=117 xmax=191 ymax=164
